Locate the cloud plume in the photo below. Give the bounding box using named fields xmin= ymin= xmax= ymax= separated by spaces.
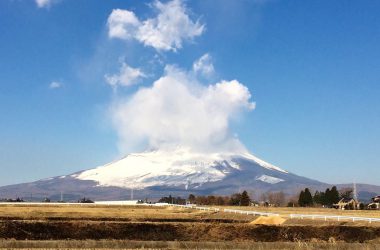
xmin=107 ymin=0 xmax=205 ymax=51
xmin=111 ymin=65 xmax=255 ymax=154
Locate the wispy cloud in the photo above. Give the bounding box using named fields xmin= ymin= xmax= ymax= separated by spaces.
xmin=104 ymin=62 xmax=146 ymax=89
xmin=49 ymin=81 xmax=62 ymax=89
xmin=107 ymin=0 xmax=205 ymax=52
xmin=193 ymin=53 xmax=215 ymax=77
xmin=35 ymin=0 xmax=59 ymax=9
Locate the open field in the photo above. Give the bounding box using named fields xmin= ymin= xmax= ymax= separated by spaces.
xmin=220 ymin=205 xmax=380 ymax=218
xmin=1 ymin=203 xmax=379 ymax=221
xmin=0 ymin=204 xmax=251 ymax=223
xmin=0 ymin=204 xmax=379 ymax=249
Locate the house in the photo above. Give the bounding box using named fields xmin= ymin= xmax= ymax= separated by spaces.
xmin=250 ymin=200 xmax=260 ymax=207
xmin=372 ymin=195 xmax=380 ymax=203
xmin=368 ymin=195 xmax=380 ymax=210
xmin=333 ymin=198 xmax=361 ymax=210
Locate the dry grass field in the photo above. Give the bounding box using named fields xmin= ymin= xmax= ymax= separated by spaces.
xmin=0 ymin=204 xmax=379 ymax=249
xmin=221 ymin=205 xmax=380 ymax=218
xmin=0 ymin=204 xmax=251 ymax=222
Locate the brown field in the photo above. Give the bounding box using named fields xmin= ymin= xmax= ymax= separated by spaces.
xmin=220 ymin=205 xmax=380 ymax=218
xmin=0 ymin=204 xmax=379 ymax=249
xmin=0 ymin=204 xmax=251 ymax=222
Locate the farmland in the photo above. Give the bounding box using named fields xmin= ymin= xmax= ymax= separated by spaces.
xmin=0 ymin=204 xmax=379 ymax=249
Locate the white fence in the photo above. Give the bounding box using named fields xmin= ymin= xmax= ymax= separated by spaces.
xmin=167 ymin=204 xmax=220 ymax=212
xmin=168 ymin=205 xmax=380 ymax=223
xmin=224 ymin=208 xmax=279 ymax=217
xmin=0 ymin=202 xmax=100 ymax=206
xmin=0 ymin=202 xmax=149 ymax=207
xmin=167 ymin=204 xmax=277 ymax=216
xmin=290 ymin=214 xmax=380 ymax=223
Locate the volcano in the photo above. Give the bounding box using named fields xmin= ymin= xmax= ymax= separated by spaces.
xmin=0 ymin=146 xmax=344 ymax=201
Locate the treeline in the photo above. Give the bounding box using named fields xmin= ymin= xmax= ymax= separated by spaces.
xmin=0 ymin=197 xmax=95 ymax=203
xmin=159 ymin=191 xmax=251 ymax=206
xmin=158 ymin=195 xmax=186 ymax=204
xmin=0 ymin=198 xmax=24 ymax=202
xmin=298 ymin=186 xmax=352 ymax=207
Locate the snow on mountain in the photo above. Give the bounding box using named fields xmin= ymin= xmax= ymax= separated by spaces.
xmin=74 ymin=146 xmax=287 ymax=189
xmin=256 ymin=174 xmax=284 ymax=184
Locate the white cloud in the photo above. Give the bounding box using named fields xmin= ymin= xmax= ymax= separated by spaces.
xmin=110 ymin=65 xmax=255 ymax=154
xmin=107 ymin=0 xmax=205 ymax=51
xmin=107 ymin=9 xmax=140 ymax=40
xmin=35 ymin=0 xmax=58 ymax=8
xmin=49 ymin=81 xmax=62 ymax=89
xmin=104 ymin=62 xmax=145 ymax=88
xmin=193 ymin=53 xmax=215 ymax=77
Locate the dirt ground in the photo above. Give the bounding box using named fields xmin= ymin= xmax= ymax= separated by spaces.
xmin=1 ymin=240 xmax=380 ymax=250
xmin=250 ymin=215 xmax=287 ymax=225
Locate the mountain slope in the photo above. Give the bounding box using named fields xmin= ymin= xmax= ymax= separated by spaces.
xmin=0 ymin=147 xmax=377 ymax=201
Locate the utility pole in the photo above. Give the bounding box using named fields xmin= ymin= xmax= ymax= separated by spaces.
xmin=353 ymin=181 xmax=358 ymax=201
xmin=60 ymin=191 xmax=63 ymax=202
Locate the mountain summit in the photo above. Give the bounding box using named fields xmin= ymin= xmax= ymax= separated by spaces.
xmin=74 ymin=146 xmax=288 ymax=190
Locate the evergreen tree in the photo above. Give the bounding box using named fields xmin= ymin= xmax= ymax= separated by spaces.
xmin=229 ymin=193 xmax=242 ymax=206
xmin=188 ymin=194 xmax=196 ymax=204
xmin=322 ymin=188 xmax=330 ymax=206
xmin=330 ymin=186 xmax=340 ymax=204
xmin=298 ymin=190 xmax=305 ymax=207
xmin=240 ymin=190 xmax=251 ymax=206
xmin=313 ymin=191 xmax=321 ymax=204
xmin=304 ymin=188 xmax=313 ymax=206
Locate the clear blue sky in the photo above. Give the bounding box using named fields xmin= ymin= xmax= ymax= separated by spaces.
xmin=0 ymin=0 xmax=379 ymax=186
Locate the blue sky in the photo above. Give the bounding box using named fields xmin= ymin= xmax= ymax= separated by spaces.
xmin=0 ymin=0 xmax=379 ymax=186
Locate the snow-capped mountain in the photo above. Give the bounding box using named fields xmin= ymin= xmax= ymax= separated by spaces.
xmin=3 ymin=146 xmax=379 ymax=201
xmin=73 ymin=147 xmax=287 ymax=190
xmin=0 ymin=146 xmax=335 ymax=201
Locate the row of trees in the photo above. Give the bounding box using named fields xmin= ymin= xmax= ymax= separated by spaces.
xmin=158 ymin=195 xmax=186 ymax=204
xmin=298 ymin=186 xmax=353 ymax=207
xmin=0 ymin=198 xmax=24 ymax=202
xmin=159 ymin=190 xmax=295 ymax=207
xmin=159 ymin=191 xmax=252 ymax=206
